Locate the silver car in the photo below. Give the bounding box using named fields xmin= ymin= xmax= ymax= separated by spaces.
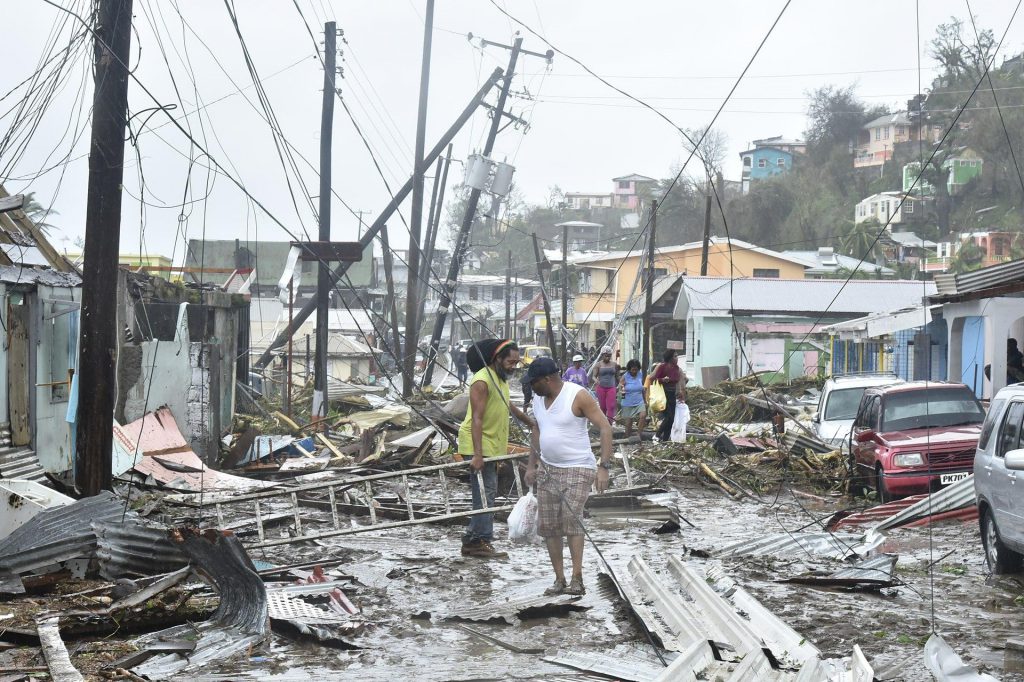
xmin=974 ymin=386 xmax=1024 ymax=573
xmin=812 ymin=374 xmax=902 ymax=451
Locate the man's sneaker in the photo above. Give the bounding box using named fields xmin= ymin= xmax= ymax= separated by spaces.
xmin=565 ymin=576 xmax=585 ymax=595
xmin=543 ymin=578 xmax=566 ymax=596
xmin=461 ymin=541 xmax=507 ymax=559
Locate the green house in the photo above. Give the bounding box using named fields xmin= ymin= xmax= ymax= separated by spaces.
xmin=902 ymin=149 xmax=983 ymax=196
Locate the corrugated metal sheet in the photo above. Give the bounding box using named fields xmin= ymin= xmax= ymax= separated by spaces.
xmin=783 ymin=555 xmax=898 ymax=589
xmin=924 ymin=633 xmax=999 ymax=681
xmin=0 ymin=447 xmax=46 ymax=482
xmin=675 ymin=276 xmax=934 ymax=319
xmin=782 ymin=432 xmax=835 ymax=455
xmin=937 ymin=258 xmax=1024 ymax=297
xmin=0 ymin=491 xmax=128 ymax=578
xmin=443 ymin=593 xmax=587 ymax=624
xmin=869 ymin=474 xmax=976 ymax=532
xmin=544 ymin=650 xmax=667 ymax=681
xmin=716 ymin=531 xmax=883 ymax=560
xmin=93 ymin=522 xmax=188 ymax=580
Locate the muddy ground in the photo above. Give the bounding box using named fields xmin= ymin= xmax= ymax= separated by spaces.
xmin=196 ymin=466 xmax=1024 ymax=680
xmin=2 ymin=456 xmax=1021 ymax=681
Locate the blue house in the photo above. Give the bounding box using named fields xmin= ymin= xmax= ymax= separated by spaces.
xmin=739 ymin=136 xmax=805 ymax=194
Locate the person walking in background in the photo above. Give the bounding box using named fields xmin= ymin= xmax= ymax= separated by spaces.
xmin=618 ymin=359 xmax=647 ymax=441
xmin=651 ymin=349 xmax=682 ymax=442
xmin=590 ymin=346 xmax=620 ymax=422
xmin=457 ymin=339 xmax=535 ymax=558
xmin=563 ymin=354 xmax=589 ymax=388
xmin=454 ymin=345 xmax=469 ymax=387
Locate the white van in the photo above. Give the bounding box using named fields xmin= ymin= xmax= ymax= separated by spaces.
xmin=974 ymin=385 xmax=1024 ymax=573
xmin=812 ymin=373 xmax=902 ymax=450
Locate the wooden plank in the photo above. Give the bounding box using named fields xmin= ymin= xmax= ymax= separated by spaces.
xmin=7 ymin=303 xmax=30 ymax=447
xmin=0 ymin=195 xmax=25 ymax=213
xmin=36 ymin=615 xmax=84 ymax=682
xmin=0 ymin=186 xmax=73 ymax=273
xmin=317 ymin=432 xmax=346 ymax=460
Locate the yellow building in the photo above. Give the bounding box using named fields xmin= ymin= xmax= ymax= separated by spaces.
xmin=64 ymin=251 xmax=173 ymax=270
xmin=570 ymin=237 xmax=811 ymax=347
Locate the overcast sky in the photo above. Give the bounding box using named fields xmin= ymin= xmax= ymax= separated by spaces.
xmin=4 ymin=0 xmax=1023 ymax=265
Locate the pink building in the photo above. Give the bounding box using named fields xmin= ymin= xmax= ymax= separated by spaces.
xmin=612 ymin=174 xmax=656 ymax=210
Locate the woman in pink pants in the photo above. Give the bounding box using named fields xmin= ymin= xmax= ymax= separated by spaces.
xmin=590 ymin=346 xmax=620 ymax=421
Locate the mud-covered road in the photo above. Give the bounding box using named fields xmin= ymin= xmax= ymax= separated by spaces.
xmin=178 ymin=468 xmax=1024 ymax=681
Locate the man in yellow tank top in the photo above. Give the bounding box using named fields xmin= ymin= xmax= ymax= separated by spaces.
xmin=458 ymin=339 xmax=535 ymax=558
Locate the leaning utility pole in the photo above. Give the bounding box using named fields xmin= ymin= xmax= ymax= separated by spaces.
xmin=253 ymin=68 xmax=504 ymax=372
xmin=560 ymin=223 xmax=569 ymax=365
xmin=380 ymin=225 xmax=403 ymax=371
xmin=700 ymin=194 xmax=712 ymax=276
xmin=504 ymin=250 xmax=512 ymax=338
xmin=76 ymin=0 xmax=134 ymax=495
xmin=313 ymin=21 xmax=337 ymax=422
xmin=402 ymin=0 xmax=434 ymax=398
xmin=641 ymin=200 xmax=657 ymax=375
xmin=532 ymin=232 xmax=557 ymax=357
xmin=422 ymin=37 xmax=526 ymax=386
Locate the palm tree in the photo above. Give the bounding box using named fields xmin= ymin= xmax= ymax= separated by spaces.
xmin=21 ymin=192 xmax=58 ymax=236
xmin=839 ymin=219 xmax=882 ymax=264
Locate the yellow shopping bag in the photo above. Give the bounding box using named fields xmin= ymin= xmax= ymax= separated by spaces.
xmin=648 ymin=380 xmax=666 ymax=414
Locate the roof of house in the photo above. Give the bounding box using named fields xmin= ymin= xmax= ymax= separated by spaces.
xmin=888 ymin=231 xmax=937 ymax=248
xmin=856 ymin=190 xmax=927 ymax=205
xmin=673 ymin=276 xmax=935 ymax=319
xmin=622 ymin=274 xmax=681 ymax=318
xmin=612 ymin=173 xmax=656 ymax=183
xmin=752 ymin=136 xmax=806 ymax=147
xmin=863 ymin=112 xmax=912 ymax=129
xmin=931 ymin=257 xmax=1024 ymax=300
xmin=782 ymin=250 xmax=896 ymax=276
xmin=0 ymin=185 xmax=77 ymax=273
xmin=570 ymin=236 xmax=814 ymax=268
xmin=555 ymin=220 xmax=604 ymax=228
xmin=739 ymin=145 xmax=795 ymax=158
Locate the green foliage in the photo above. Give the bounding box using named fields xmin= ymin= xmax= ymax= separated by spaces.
xmin=21 ymin=191 xmax=57 ymax=235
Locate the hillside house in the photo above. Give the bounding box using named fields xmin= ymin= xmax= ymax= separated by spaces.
xmin=902 ymin=149 xmax=983 ymax=195
xmin=854 ymin=112 xmax=941 ymax=169
xmin=739 ymin=136 xmax=805 ymax=193
xmin=854 ymin=191 xmax=926 ymax=225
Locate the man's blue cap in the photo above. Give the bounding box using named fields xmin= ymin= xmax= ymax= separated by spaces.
xmin=522 ymin=357 xmax=559 ymax=385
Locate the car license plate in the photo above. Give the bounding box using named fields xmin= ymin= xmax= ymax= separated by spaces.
xmin=940 ymin=472 xmax=970 ymax=485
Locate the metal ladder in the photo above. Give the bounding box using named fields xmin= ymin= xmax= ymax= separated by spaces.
xmin=176 ymin=453 xmax=529 ymax=549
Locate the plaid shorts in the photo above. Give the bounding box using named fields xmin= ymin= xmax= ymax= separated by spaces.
xmin=536 ymin=462 xmax=596 ymax=538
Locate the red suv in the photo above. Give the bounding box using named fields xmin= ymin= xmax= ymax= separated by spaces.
xmin=850 ymin=382 xmax=985 ymax=501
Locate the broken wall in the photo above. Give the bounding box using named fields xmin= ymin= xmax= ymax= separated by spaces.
xmin=33 ymin=284 xmax=80 ymax=474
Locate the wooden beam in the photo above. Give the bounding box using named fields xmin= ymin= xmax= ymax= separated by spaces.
xmin=0 ymin=194 xmax=25 ymax=213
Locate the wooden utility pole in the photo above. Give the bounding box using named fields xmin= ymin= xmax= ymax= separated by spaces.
xmin=380 ymin=225 xmax=403 ymax=371
xmin=421 ymin=37 xmax=524 ymax=386
xmin=700 ymin=194 xmax=712 ymax=276
xmin=76 ymin=0 xmax=134 ymax=495
xmin=560 ymin=222 xmax=569 ymax=365
xmin=641 ymin=200 xmax=657 ymax=374
xmin=313 ymin=21 xmax=337 ymax=422
xmin=532 ymin=232 xmax=557 ymax=356
xmin=504 ymin=250 xmax=512 ymax=338
xmin=253 ymin=68 xmax=504 ymax=372
xmin=416 ymin=143 xmax=452 ymax=335
xmin=402 ymin=0 xmax=434 ymax=398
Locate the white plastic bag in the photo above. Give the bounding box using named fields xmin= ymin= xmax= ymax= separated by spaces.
xmin=507 ymin=491 xmax=539 ymax=544
xmin=670 ymin=402 xmax=690 ymax=443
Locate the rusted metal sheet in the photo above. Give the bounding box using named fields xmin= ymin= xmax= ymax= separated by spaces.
xmin=131 ymin=529 xmax=270 ymax=680
xmin=869 ymin=475 xmax=977 ymax=533
xmin=0 ymin=492 xmax=127 ymax=591
xmin=831 ymin=476 xmax=978 ymax=532
xmin=93 ymin=522 xmax=188 ymax=580
xmin=0 ymin=447 xmax=46 ymax=482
